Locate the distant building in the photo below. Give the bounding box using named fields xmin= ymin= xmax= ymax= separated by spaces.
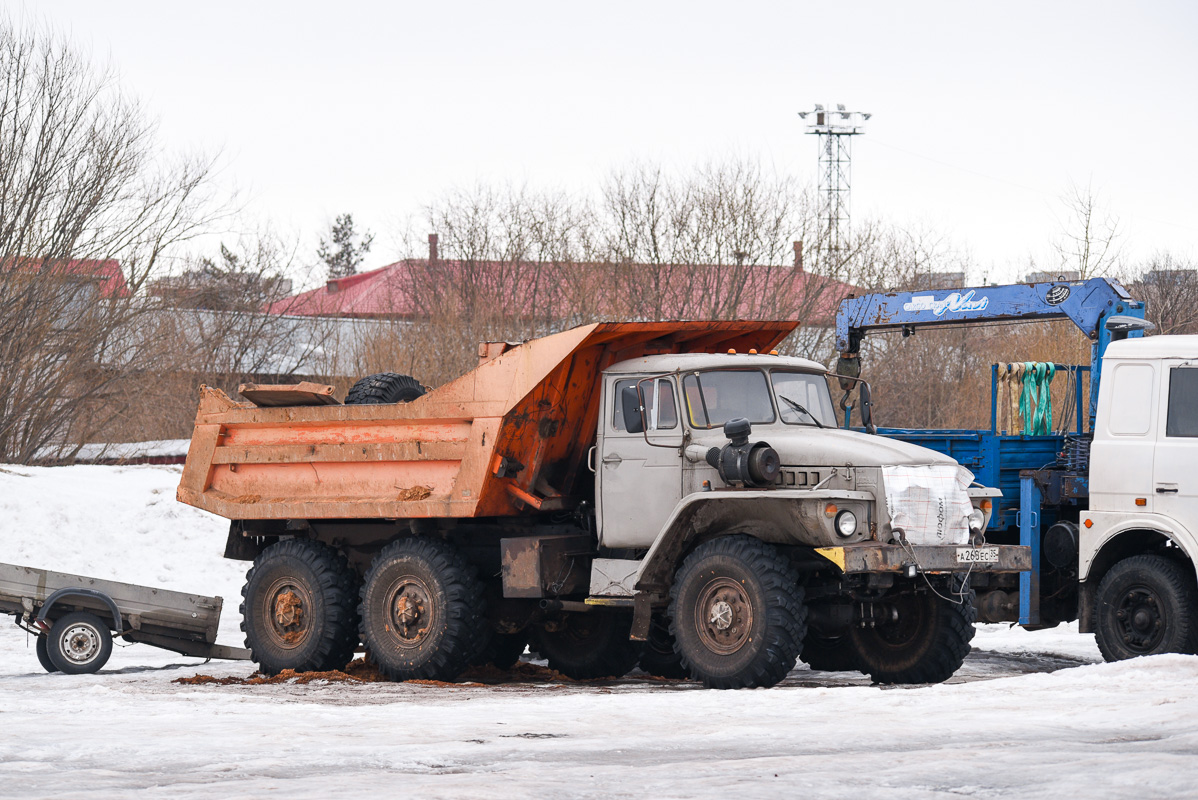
xmin=909 ymin=272 xmax=967 ymax=290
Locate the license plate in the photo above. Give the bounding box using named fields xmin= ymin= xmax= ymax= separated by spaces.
xmin=956 ymin=546 xmax=999 ymax=564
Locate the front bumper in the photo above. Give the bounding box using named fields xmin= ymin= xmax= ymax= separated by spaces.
xmin=814 ymin=543 xmax=1031 ymax=574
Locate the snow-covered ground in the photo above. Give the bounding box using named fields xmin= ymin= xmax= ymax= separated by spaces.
xmin=2 ymin=465 xmax=1197 ymax=799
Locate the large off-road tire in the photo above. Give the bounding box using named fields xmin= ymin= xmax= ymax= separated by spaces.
xmin=45 ymin=611 xmax=113 ymax=674
xmin=1094 ymin=554 xmax=1198 ymax=662
xmin=799 ymin=629 xmax=862 ymax=673
xmin=36 ymin=634 xmax=59 ymax=673
xmin=344 ymin=373 xmax=425 ymax=405
xmin=241 ymin=539 xmax=361 ymax=675
xmin=472 ymin=631 xmax=528 ymax=670
xmin=359 ymin=537 xmax=487 ymax=681
xmin=637 ymin=614 xmax=688 ymax=679
xmin=669 ymin=536 xmax=807 ymax=689
xmin=533 ymin=612 xmax=640 ymax=680
xmin=850 ymin=578 xmax=976 ymax=684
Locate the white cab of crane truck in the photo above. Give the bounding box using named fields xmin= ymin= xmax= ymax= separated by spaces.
xmin=1085 ymin=335 xmax=1198 ymax=660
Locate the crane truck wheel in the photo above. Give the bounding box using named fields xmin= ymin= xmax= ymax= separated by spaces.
xmin=359 ymin=536 xmax=488 ymax=681
xmin=669 ymin=535 xmax=807 ymax=689
xmin=636 ymin=613 xmax=688 ymax=679
xmin=344 ymin=373 xmax=425 ymax=405
xmin=45 ymin=611 xmax=113 ymax=674
xmin=849 ymin=576 xmax=976 ymax=684
xmin=36 ymin=634 xmax=59 ymax=673
xmin=799 ymin=630 xmax=862 ymax=673
xmin=240 ymin=539 xmax=361 ymax=675
xmin=1094 ymin=554 xmax=1198 ymax=662
xmin=532 ymin=611 xmax=639 ymax=680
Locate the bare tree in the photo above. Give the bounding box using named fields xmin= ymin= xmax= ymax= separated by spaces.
xmin=1052 ymin=180 xmax=1122 ymax=279
xmin=0 ymin=17 xmax=220 ymax=462
xmin=1129 ymin=251 xmax=1198 ymax=335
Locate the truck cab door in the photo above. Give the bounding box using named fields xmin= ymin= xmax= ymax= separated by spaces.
xmin=1152 ymin=361 xmax=1198 ymax=532
xmin=1091 ymin=359 xmax=1159 ymax=512
xmin=596 ymin=375 xmax=683 ymax=550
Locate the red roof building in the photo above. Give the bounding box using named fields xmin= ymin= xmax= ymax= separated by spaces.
xmin=2 ymin=258 xmax=130 ymax=299
xmin=268 ymin=242 xmax=856 ymax=326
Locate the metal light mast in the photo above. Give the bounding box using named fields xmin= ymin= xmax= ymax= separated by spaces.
xmin=798 ymin=104 xmax=871 ymax=255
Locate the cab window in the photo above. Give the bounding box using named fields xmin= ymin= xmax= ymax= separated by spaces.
xmin=1166 ymin=367 xmax=1198 ymax=437
xmin=613 ymin=378 xmax=678 ymax=432
xmin=771 ymin=370 xmax=837 ymax=427
xmin=682 ymin=370 xmax=775 ymax=428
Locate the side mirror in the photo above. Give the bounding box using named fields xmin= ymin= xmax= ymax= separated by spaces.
xmin=621 ymin=385 xmax=645 ymax=434
xmin=859 ymin=382 xmax=876 ymax=434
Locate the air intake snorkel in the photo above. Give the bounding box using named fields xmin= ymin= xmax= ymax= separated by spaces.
xmin=705 ymin=418 xmax=781 ymax=488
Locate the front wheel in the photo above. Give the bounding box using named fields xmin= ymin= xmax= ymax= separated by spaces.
xmin=1094 ymin=555 xmax=1197 ymax=662
xmin=669 ymin=536 xmax=807 ymax=689
xmin=849 ymin=578 xmax=976 ymax=684
xmin=45 ymin=612 xmax=113 ymax=674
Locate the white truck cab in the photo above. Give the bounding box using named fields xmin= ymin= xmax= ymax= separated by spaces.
xmin=1083 ymin=335 xmax=1198 ymax=659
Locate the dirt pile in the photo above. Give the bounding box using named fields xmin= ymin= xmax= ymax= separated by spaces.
xmin=173 ymin=658 xmax=576 ymax=687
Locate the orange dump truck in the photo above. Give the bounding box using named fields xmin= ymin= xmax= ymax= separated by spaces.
xmin=178 ymin=320 xmax=1028 ymax=688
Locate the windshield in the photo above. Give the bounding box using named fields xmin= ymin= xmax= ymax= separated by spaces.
xmin=682 ymin=370 xmax=776 ymax=428
xmin=771 ymin=371 xmax=837 ymax=427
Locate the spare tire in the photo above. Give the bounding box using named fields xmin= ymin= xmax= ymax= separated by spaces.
xmin=345 ymin=373 xmax=425 ymax=405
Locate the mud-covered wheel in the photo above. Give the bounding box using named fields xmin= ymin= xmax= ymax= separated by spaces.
xmin=1095 ymin=555 xmax=1198 ymax=662
xmin=359 ymin=537 xmax=487 ymax=681
xmin=241 ymin=539 xmax=361 ymax=675
xmin=344 ymin=373 xmax=425 ymax=405
xmin=36 ymin=634 xmax=59 ymax=673
xmin=669 ymin=535 xmax=807 ymax=689
xmin=533 ymin=612 xmax=639 ymax=680
xmin=473 ymin=631 xmax=528 ymax=670
xmin=850 ymin=578 xmax=976 ymax=684
xmin=799 ymin=629 xmax=861 ymax=673
xmin=637 ymin=614 xmax=688 ymax=679
xmin=45 ymin=611 xmax=113 ymax=674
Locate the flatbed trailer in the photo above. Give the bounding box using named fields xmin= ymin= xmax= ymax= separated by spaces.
xmin=1 ymin=561 xmax=250 ymax=674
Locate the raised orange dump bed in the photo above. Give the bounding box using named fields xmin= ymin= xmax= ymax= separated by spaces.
xmin=177 ymin=320 xmax=798 ymax=521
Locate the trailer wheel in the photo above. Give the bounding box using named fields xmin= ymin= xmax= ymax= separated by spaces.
xmin=344 ymin=373 xmax=425 ymax=405
xmin=36 ymin=635 xmax=59 ymax=673
xmin=359 ymin=537 xmax=487 ymax=681
xmin=533 ymin=611 xmax=640 ymax=680
xmin=850 ymin=577 xmax=976 ymax=684
xmin=669 ymin=535 xmax=806 ymax=689
xmin=1095 ymin=555 xmax=1198 ymax=661
xmin=45 ymin=612 xmax=113 ymax=674
xmin=241 ymin=539 xmax=361 ymax=675
xmin=799 ymin=631 xmax=862 ymax=673
xmin=636 ymin=614 xmax=688 ymax=679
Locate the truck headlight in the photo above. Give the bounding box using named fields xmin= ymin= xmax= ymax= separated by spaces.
xmin=967 ymin=508 xmax=985 ymax=533
xmin=835 ymin=510 xmax=858 ymax=538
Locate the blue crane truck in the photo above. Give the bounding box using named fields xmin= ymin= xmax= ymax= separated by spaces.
xmin=833 ymin=278 xmax=1198 ymax=660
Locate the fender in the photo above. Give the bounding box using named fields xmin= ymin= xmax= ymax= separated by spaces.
xmin=35 ymin=588 xmax=123 ymax=633
xmin=1080 ymin=511 xmax=1198 ymax=582
xmin=633 ymin=488 xmax=874 ymax=593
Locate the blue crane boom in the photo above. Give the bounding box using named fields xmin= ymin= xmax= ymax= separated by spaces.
xmin=835 ymin=278 xmax=1146 ymax=426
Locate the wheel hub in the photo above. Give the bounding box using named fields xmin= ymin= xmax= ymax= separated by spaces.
xmin=62 ymin=624 xmax=99 ymax=663
xmin=388 ymin=578 xmax=432 ymax=644
xmin=1117 ymin=587 xmax=1165 ymax=652
xmin=264 ymin=579 xmax=313 ymax=649
xmin=696 ymin=578 xmax=753 ymax=655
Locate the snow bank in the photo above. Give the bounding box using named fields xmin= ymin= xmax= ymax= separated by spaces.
xmin=1 ymin=465 xmax=1195 ymax=799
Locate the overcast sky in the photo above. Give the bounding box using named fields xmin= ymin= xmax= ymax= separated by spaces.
xmin=29 ymin=1 xmax=1198 ymax=282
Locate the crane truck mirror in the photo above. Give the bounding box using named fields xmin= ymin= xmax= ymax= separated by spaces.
xmin=621 ymin=385 xmax=646 ymax=434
